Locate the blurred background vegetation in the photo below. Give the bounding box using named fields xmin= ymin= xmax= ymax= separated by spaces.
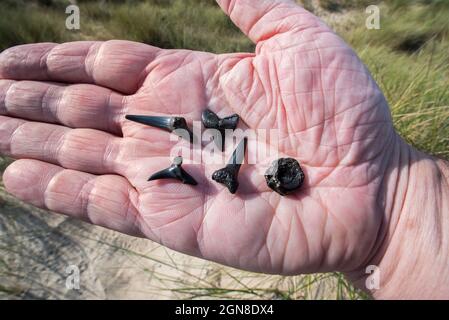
xmin=0 ymin=0 xmax=448 ymax=299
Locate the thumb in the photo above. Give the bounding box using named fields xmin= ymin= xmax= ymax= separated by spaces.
xmin=215 ymin=0 xmax=326 ymax=44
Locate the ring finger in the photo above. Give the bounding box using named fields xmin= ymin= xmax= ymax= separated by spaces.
xmin=0 ymin=115 xmax=168 ymax=177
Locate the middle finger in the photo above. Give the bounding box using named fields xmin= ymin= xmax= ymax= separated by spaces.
xmin=0 ymin=79 xmax=125 ymax=135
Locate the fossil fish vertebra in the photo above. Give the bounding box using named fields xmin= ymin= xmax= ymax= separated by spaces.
xmin=148 ymin=156 xmax=198 ymax=185
xmin=265 ymin=158 xmax=304 ymax=196
xmin=125 ymin=115 xmax=194 ymax=143
xmin=212 ymin=138 xmax=247 ymax=194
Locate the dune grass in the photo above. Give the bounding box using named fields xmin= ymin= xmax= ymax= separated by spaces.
xmin=0 ymin=0 xmax=254 ymax=53
xmin=0 ymin=0 xmax=448 ymax=299
xmin=342 ymin=1 xmax=449 ymax=158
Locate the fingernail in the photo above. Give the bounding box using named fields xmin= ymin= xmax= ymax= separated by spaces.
xmin=148 ymin=156 xmax=198 ymax=185
xmin=265 ymin=158 xmax=305 ymax=196
xmin=126 ymin=115 xmax=194 ymax=143
xmin=212 ymin=138 xmax=247 ymax=194
xmin=202 ymin=109 xmax=240 ymax=151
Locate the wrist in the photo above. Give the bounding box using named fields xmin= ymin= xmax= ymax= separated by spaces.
xmin=349 ymin=135 xmax=449 ymax=299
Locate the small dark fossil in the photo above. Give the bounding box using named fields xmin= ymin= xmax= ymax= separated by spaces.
xmin=265 ymin=158 xmax=305 ymax=196
xmin=202 ymin=109 xmax=240 ymax=151
xmin=148 ymin=156 xmax=198 ymax=185
xmin=212 ymin=138 xmax=247 ymax=194
xmin=125 ymin=115 xmax=193 ymax=143
xmin=202 ymin=109 xmax=240 ymax=130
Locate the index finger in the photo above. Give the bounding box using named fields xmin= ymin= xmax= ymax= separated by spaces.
xmin=0 ymin=40 xmax=161 ymax=94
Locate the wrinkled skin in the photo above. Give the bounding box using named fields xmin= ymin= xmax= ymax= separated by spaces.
xmin=0 ymin=0 xmax=398 ymax=277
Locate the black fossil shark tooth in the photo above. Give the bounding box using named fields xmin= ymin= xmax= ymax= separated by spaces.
xmin=202 ymin=109 xmax=240 ymax=151
xmin=212 ymin=138 xmax=247 ymax=194
xmin=201 ymin=109 xmax=221 ymax=128
xmin=202 ymin=109 xmax=239 ymax=130
xmin=148 ymin=156 xmax=198 ymax=185
xmin=125 ymin=115 xmax=194 ymax=143
xmin=264 ymin=158 xmax=305 ymax=196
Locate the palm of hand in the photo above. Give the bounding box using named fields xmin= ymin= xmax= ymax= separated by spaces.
xmin=0 ymin=0 xmax=395 ymax=275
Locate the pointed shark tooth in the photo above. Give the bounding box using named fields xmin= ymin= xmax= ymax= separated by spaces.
xmin=148 ymin=156 xmax=198 ymax=185
xmin=126 ymin=115 xmax=194 ymax=143
xmin=211 ymin=138 xmax=247 ymax=194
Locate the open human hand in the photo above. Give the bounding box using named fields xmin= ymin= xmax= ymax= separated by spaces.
xmin=1 ymin=0 xmax=447 ymax=298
